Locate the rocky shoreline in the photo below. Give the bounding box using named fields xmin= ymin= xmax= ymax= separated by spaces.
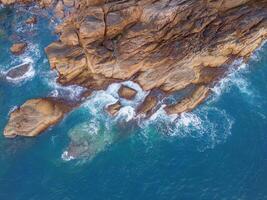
xmin=1 ymin=0 xmax=267 ymax=137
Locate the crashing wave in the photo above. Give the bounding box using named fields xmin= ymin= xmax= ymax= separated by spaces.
xmin=60 ymin=46 xmax=267 ymax=162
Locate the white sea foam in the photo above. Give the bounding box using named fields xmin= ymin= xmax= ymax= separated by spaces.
xmin=116 ymin=106 xmax=136 ymax=122
xmin=81 ymin=81 xmax=147 ymax=121
xmin=61 ymin=151 xmax=75 ymax=161
xmin=49 ymin=83 xmax=86 ymax=101
xmin=105 ymin=81 xmax=148 ymax=108
xmin=210 ymin=60 xmax=253 ymax=103
xmin=44 ymin=70 xmax=86 ymax=101
xmin=8 ymin=106 xmax=18 ymax=115
xmin=61 ymin=118 xmax=114 ymax=161
xmin=211 ymin=41 xmax=267 ymax=102
xmin=250 ymin=40 xmax=267 ymax=61
xmin=83 ymin=90 xmax=117 ymax=116
xmin=3 ymin=42 xmax=42 ymax=84
xmin=61 ymin=41 xmax=266 ymax=161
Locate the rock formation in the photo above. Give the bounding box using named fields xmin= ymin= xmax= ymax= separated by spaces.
xmin=106 ymin=101 xmax=122 ymax=116
xmin=4 ymin=98 xmax=71 ymax=138
xmin=1 ymin=0 xmax=267 ymax=137
xmin=137 ymin=94 xmax=158 ymax=117
xmin=10 ymin=42 xmax=27 ymax=55
xmin=118 ymin=85 xmax=137 ymax=100
xmin=44 ymin=0 xmax=267 ymax=112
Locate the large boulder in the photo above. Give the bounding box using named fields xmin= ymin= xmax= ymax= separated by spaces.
xmin=137 ymin=94 xmax=158 ymax=117
xmin=118 ymin=85 xmax=137 ymax=100
xmin=4 ymin=98 xmax=71 ymax=138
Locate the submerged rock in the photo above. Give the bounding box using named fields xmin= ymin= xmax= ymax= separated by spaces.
xmin=137 ymin=94 xmax=158 ymax=117
xmin=62 ymin=120 xmax=113 ymax=160
xmin=4 ymin=98 xmax=71 ymax=138
xmin=10 ymin=42 xmax=27 ymax=55
xmin=118 ymin=85 xmax=137 ymax=100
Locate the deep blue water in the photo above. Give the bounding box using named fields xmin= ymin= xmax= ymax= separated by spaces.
xmin=1 ymin=6 xmax=267 ymax=200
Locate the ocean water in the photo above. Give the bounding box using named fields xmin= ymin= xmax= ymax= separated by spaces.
xmin=0 ymin=6 xmax=267 ymax=200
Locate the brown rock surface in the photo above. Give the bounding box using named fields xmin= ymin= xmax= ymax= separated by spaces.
xmin=137 ymin=94 xmax=158 ymax=117
xmin=165 ymin=86 xmax=210 ymax=115
xmin=118 ymin=85 xmax=137 ymax=100
xmin=2 ymin=0 xmax=267 ymax=138
xmin=106 ymin=101 xmax=122 ymax=116
xmin=0 ymin=0 xmax=30 ymax=4
xmin=54 ymin=0 xmax=65 ymax=18
xmin=25 ymin=16 xmax=37 ymax=24
xmin=44 ymin=0 xmax=267 ymax=115
xmin=4 ymin=98 xmax=71 ymax=138
xmin=10 ymin=42 xmax=27 ymax=55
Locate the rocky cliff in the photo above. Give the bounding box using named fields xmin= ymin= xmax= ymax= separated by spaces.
xmin=2 ymin=0 xmax=267 ymax=137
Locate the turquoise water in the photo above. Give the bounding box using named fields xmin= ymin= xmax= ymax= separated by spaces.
xmin=1 ymin=6 xmax=267 ymax=200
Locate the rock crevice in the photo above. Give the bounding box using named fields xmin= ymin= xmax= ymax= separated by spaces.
xmin=1 ymin=0 xmax=267 ymax=137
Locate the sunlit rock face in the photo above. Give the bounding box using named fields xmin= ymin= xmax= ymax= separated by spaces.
xmin=45 ymin=0 xmax=267 ymax=115
xmin=1 ymin=0 xmax=267 ymax=138
xmin=4 ymin=98 xmax=71 ymax=138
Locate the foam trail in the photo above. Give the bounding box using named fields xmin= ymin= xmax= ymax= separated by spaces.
xmin=141 ymin=104 xmax=234 ymax=151
xmin=210 ymin=59 xmax=254 ymax=103
xmin=250 ymin=40 xmax=267 ymax=61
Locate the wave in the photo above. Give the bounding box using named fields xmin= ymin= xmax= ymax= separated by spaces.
xmin=250 ymin=40 xmax=267 ymax=61
xmin=60 ymin=42 xmax=267 ymax=161
xmin=61 ymin=77 xmax=236 ymax=161
xmin=141 ymin=105 xmax=234 ymax=151
xmin=49 ymin=83 xmax=86 ymax=102
xmin=61 ymin=81 xmax=148 ymax=161
xmin=210 ymin=41 xmax=267 ymax=104
xmin=82 ymin=81 xmax=148 ymax=120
